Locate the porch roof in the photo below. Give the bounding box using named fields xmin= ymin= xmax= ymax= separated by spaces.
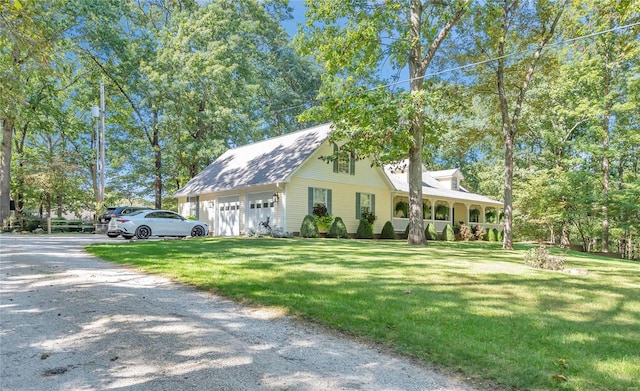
xmin=384 ymin=166 xmax=503 ymax=206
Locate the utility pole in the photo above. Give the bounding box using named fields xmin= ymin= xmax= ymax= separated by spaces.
xmin=91 ymin=83 xmax=106 ymax=232
xmin=99 ymin=82 xmax=105 ymax=202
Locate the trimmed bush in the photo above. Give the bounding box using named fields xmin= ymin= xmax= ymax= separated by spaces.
xmin=442 ymin=224 xmax=455 ymax=241
xmin=300 ymin=215 xmax=319 ymax=238
xmin=328 ymin=217 xmax=349 ymax=238
xmin=404 ymin=224 xmax=410 ymax=239
xmin=425 ymin=223 xmax=437 ymax=240
xmin=380 ymin=221 xmax=396 ymax=239
xmin=497 ymin=229 xmax=504 ymax=242
xmin=356 ymin=218 xmax=374 ymax=239
xmin=487 ymin=228 xmax=497 ymax=241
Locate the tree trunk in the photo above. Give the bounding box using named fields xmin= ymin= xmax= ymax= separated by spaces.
xmin=406 ymin=0 xmax=426 ymax=245
xmin=0 ymin=117 xmax=14 ymax=228
xmin=153 ymin=110 xmax=162 ymax=209
xmin=560 ymin=221 xmax=570 ymax=248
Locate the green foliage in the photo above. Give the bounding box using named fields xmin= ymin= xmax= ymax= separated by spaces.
xmin=524 ymin=246 xmax=565 ymax=271
xmin=300 ymin=215 xmax=319 ymax=238
xmin=487 ymin=228 xmax=497 ymax=242
xmin=312 ymin=204 xmax=333 ymax=231
xmin=425 ymin=223 xmax=437 ymax=240
xmin=395 ymin=201 xmax=409 ymax=218
xmin=380 ymin=221 xmax=396 ymax=239
xmin=434 ymin=204 xmax=449 ymax=220
xmin=356 ymin=218 xmax=373 ymax=239
xmin=442 ymin=224 xmax=455 ymax=241
xmin=327 ymin=216 xmax=349 ymax=239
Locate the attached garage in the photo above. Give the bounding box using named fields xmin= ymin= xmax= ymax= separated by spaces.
xmin=216 ymin=195 xmax=240 ymax=236
xmin=245 ymin=192 xmax=275 ymax=231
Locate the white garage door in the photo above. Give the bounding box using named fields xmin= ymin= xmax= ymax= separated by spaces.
xmin=246 ymin=192 xmax=275 ymax=231
xmin=217 ymin=196 xmax=240 ymax=236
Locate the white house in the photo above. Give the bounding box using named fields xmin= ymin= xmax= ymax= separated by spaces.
xmin=174 ymin=123 xmax=503 ymax=236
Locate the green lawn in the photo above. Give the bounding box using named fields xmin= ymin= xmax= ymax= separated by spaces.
xmin=86 ymin=238 xmax=640 ymax=391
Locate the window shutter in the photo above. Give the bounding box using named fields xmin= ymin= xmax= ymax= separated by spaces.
xmin=350 ymin=153 xmax=355 ymax=175
xmin=327 ymin=189 xmax=332 ymax=215
xmin=308 ymin=187 xmax=313 ymax=215
xmin=333 ymin=144 xmax=338 ymax=173
xmin=371 ymin=194 xmax=375 ymax=214
xmin=355 ymin=193 xmax=361 ymax=219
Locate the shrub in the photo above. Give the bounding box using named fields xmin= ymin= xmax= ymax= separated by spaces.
xmin=380 ymin=221 xmax=396 ymax=239
xmin=356 ymin=218 xmax=373 ymax=239
xmin=497 ymin=229 xmax=504 ymax=242
xmin=442 ymin=224 xmax=455 ymax=241
xmin=458 ymin=223 xmax=473 ymax=241
xmin=300 ymin=215 xmax=319 ymax=238
xmin=404 ymin=224 xmax=410 ymax=239
xmin=328 ymin=217 xmax=349 ymax=238
xmin=473 ymin=225 xmax=486 ymax=241
xmin=487 ymin=228 xmax=497 ymax=242
xmin=524 ymin=245 xmax=565 ymax=271
xmin=425 ymin=223 xmax=437 ymax=240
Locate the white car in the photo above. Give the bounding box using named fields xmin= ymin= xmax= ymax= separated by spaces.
xmin=107 ymin=209 xmax=209 ymax=239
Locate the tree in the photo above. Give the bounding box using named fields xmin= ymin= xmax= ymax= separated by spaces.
xmin=456 ymin=0 xmax=567 ymax=249
xmin=296 ymin=0 xmax=468 ymax=245
xmin=0 ymin=0 xmax=63 ymax=226
xmin=562 ymin=0 xmax=640 ymax=252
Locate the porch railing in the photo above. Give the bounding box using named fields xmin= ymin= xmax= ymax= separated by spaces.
xmin=391 ymin=217 xmax=502 ymax=233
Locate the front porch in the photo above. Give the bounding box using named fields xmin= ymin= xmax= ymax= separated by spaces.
xmin=390 ymin=196 xmax=503 ymax=233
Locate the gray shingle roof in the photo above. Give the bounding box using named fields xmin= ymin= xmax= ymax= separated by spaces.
xmin=384 ymin=164 xmax=502 ymax=206
xmin=174 ymin=123 xmax=332 ymax=197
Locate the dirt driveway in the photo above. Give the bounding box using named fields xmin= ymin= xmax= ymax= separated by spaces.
xmin=0 ymin=233 xmax=484 ymax=391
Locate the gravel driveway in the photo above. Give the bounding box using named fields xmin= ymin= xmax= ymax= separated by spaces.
xmin=1 ymin=233 xmax=486 ymax=391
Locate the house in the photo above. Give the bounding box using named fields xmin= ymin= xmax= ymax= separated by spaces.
xmin=174 ymin=123 xmax=503 ymax=236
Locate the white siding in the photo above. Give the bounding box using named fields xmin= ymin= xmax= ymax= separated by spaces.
xmin=286 ymin=144 xmax=392 ymax=235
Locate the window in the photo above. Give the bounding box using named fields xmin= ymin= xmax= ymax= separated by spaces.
xmin=356 ymin=192 xmax=375 ymax=219
xmin=452 ymin=177 xmax=458 ymax=190
xmin=308 ymin=187 xmax=332 ymax=215
xmin=187 ymin=195 xmax=199 ymax=218
xmin=332 ymin=144 xmax=355 ymax=175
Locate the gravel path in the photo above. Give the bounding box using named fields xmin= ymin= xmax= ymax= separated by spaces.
xmin=1 ymin=233 xmax=487 ymax=391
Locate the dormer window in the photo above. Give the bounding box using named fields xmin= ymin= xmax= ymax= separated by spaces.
xmin=452 ymin=177 xmax=458 ymax=190
xmin=333 ymin=144 xmax=355 ymax=175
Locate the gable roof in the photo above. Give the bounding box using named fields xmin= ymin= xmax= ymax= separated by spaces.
xmin=384 ymin=163 xmax=502 ymax=206
xmin=175 ymin=123 xmax=332 ymax=197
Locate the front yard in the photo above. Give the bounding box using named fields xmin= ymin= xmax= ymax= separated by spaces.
xmin=86 ymin=238 xmax=640 ymax=391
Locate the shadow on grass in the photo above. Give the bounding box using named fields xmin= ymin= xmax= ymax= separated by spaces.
xmin=86 ymin=237 xmax=640 ymax=391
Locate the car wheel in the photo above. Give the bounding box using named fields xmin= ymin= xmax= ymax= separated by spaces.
xmin=122 ymin=234 xmax=134 ymax=239
xmin=136 ymin=225 xmax=152 ymax=239
xmin=191 ymin=225 xmax=206 ymax=237
xmin=107 ymin=233 xmax=119 ymax=238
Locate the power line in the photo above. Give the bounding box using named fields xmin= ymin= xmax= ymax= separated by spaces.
xmin=274 ymin=20 xmax=640 ymax=115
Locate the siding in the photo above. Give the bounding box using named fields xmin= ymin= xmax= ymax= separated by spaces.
xmin=286 ymin=143 xmax=392 ymax=234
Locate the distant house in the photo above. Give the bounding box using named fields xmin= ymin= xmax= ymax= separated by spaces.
xmin=175 ymin=123 xmax=503 ymax=236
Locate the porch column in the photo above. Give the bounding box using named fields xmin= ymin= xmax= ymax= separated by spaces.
xmin=430 ymin=200 xmax=435 ymax=221
xmin=450 ymin=205 xmax=454 ymax=224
